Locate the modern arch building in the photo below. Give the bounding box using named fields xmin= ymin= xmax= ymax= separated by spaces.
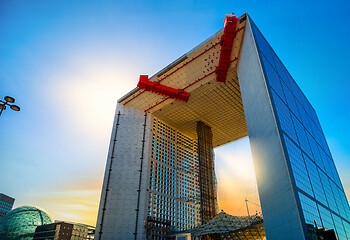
xmin=95 ymin=13 xmax=350 ymax=240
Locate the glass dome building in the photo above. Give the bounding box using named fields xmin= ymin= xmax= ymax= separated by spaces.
xmin=0 ymin=206 xmax=52 ymax=240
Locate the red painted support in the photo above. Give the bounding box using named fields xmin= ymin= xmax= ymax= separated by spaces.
xmin=144 ymin=58 xmax=238 ymax=112
xmin=123 ymin=18 xmax=244 ymax=106
xmin=137 ymin=75 xmax=190 ymax=102
xmin=216 ymin=13 xmax=238 ymax=83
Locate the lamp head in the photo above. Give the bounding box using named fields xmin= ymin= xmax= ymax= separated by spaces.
xmin=10 ymin=105 xmax=20 ymax=111
xmin=4 ymin=96 xmax=15 ymax=103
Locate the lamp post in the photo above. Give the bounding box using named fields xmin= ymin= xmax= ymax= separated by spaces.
xmin=0 ymin=96 xmax=20 ymax=117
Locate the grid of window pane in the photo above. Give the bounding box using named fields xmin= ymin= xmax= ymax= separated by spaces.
xmin=332 ymin=214 xmax=347 ymax=240
xmin=299 ymin=192 xmax=321 ymax=226
xmin=343 ymin=220 xmax=350 ymax=239
xmin=250 ymin=16 xmax=350 ymax=239
xmin=284 ymin=134 xmax=313 ymax=197
xmin=304 ymin=154 xmax=328 ymax=207
xmin=149 ymin=118 xmax=200 ymax=233
xmin=269 ymin=89 xmax=298 ymax=143
xmin=318 ymin=204 xmax=335 ymax=229
xmin=322 ymin=171 xmax=340 ymax=213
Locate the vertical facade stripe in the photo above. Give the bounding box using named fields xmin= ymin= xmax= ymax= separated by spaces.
xmin=134 ymin=112 xmax=148 ymax=239
xmin=98 ymin=111 xmax=121 ymax=240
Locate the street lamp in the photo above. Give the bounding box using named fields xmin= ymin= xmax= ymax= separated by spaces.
xmin=0 ymin=96 xmax=20 ymax=117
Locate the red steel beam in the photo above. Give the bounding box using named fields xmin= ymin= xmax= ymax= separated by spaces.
xmin=144 ymin=57 xmax=238 ymax=112
xmin=137 ymin=75 xmax=190 ymax=102
xmin=123 ymin=20 xmax=244 ymax=106
xmin=216 ymin=13 xmax=238 ymax=83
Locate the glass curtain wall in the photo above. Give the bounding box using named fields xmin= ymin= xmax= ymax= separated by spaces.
xmin=249 ymin=17 xmax=350 ymax=240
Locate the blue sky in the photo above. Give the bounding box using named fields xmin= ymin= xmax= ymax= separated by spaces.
xmin=1 ymin=0 xmax=350 ymax=225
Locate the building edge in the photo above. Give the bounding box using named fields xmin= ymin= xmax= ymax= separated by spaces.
xmin=237 ymin=15 xmax=306 ymax=240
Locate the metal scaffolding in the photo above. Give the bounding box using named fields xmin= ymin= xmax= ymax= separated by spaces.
xmin=197 ymin=121 xmax=217 ymax=223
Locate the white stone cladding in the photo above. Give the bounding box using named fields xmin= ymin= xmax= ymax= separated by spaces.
xmin=95 ymin=104 xmax=152 ymax=240
xmin=95 ymin=104 xmax=202 ymax=239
